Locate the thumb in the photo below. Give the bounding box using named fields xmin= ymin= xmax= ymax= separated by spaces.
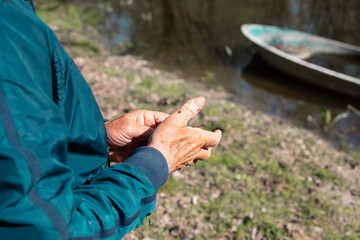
xmin=168 ymin=96 xmax=205 ymax=127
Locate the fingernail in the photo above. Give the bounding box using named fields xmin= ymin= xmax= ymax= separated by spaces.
xmin=194 ymin=97 xmax=204 ymax=107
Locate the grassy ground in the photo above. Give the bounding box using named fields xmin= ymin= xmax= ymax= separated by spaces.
xmin=36 ymin=2 xmax=360 ymax=239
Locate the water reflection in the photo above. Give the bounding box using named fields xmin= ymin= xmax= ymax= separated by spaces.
xmin=68 ymin=0 xmax=359 ymax=148
xmin=240 ymin=55 xmax=357 ymax=125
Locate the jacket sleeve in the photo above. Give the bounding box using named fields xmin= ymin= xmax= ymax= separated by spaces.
xmin=0 ymin=1 xmax=168 ymax=239
xmin=69 ymin=148 xmax=169 ymax=239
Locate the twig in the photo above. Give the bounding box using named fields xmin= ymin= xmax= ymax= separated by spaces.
xmin=347 ymin=104 xmax=360 ymax=117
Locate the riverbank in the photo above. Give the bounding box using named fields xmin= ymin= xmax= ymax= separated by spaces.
xmin=37 ymin=2 xmax=360 ymax=239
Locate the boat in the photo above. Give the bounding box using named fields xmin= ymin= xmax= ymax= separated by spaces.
xmin=241 ymin=24 xmax=360 ymax=97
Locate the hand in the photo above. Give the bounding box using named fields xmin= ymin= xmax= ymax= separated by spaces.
xmin=106 ymin=110 xmax=169 ymax=163
xmin=149 ymin=96 xmax=222 ymax=173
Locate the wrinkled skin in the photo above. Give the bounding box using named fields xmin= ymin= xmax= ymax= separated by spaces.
xmin=149 ymin=96 xmax=222 ymax=173
xmin=106 ymin=110 xmax=169 ymax=163
xmin=106 ymin=96 xmax=222 ymax=173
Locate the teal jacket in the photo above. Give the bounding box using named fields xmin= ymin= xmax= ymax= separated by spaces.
xmin=0 ymin=1 xmax=168 ymax=239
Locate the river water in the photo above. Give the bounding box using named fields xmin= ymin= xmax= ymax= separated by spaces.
xmin=70 ymin=0 xmax=360 ymax=150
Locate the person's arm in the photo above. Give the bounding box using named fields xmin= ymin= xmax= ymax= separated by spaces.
xmin=0 ymin=76 xmax=168 ymax=240
xmin=0 ymin=2 xmax=221 ymax=239
xmin=0 ymin=2 xmax=168 ymax=238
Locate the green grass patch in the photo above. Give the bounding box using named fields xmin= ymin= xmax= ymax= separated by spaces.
xmin=37 ymin=1 xmax=83 ymax=30
xmin=262 ymin=221 xmax=287 ymax=239
xmin=123 ymin=69 xmax=136 ymax=83
xmin=104 ymin=67 xmax=120 ymax=77
xmin=140 ymin=76 xmax=156 ymax=89
xmin=304 ymin=137 xmax=316 ymax=150
xmin=203 ymin=70 xmax=215 ymax=82
xmin=159 ymin=175 xmax=180 ymax=194
xmin=157 ymin=83 xmax=189 ymax=100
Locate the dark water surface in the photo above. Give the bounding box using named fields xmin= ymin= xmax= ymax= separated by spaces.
xmin=70 ymin=0 xmax=360 ymax=150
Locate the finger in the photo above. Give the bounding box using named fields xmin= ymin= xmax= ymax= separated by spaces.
xmin=186 ymin=159 xmax=198 ymax=166
xmin=178 ymin=149 xmax=211 ymax=170
xmin=195 ymin=128 xmax=222 ymax=147
xmin=195 ymin=148 xmax=212 ymax=161
xmin=143 ymin=111 xmax=169 ymax=127
xmin=129 ymin=110 xmax=169 ymax=127
xmin=168 ymin=96 xmax=206 ymax=127
xmin=151 ymin=111 xmax=170 ymax=127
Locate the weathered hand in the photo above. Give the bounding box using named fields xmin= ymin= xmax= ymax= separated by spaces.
xmin=106 ymin=110 xmax=169 ymax=163
xmin=149 ymin=96 xmax=222 ymax=173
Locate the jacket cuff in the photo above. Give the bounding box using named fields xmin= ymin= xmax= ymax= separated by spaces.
xmin=123 ymin=147 xmax=168 ymax=191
